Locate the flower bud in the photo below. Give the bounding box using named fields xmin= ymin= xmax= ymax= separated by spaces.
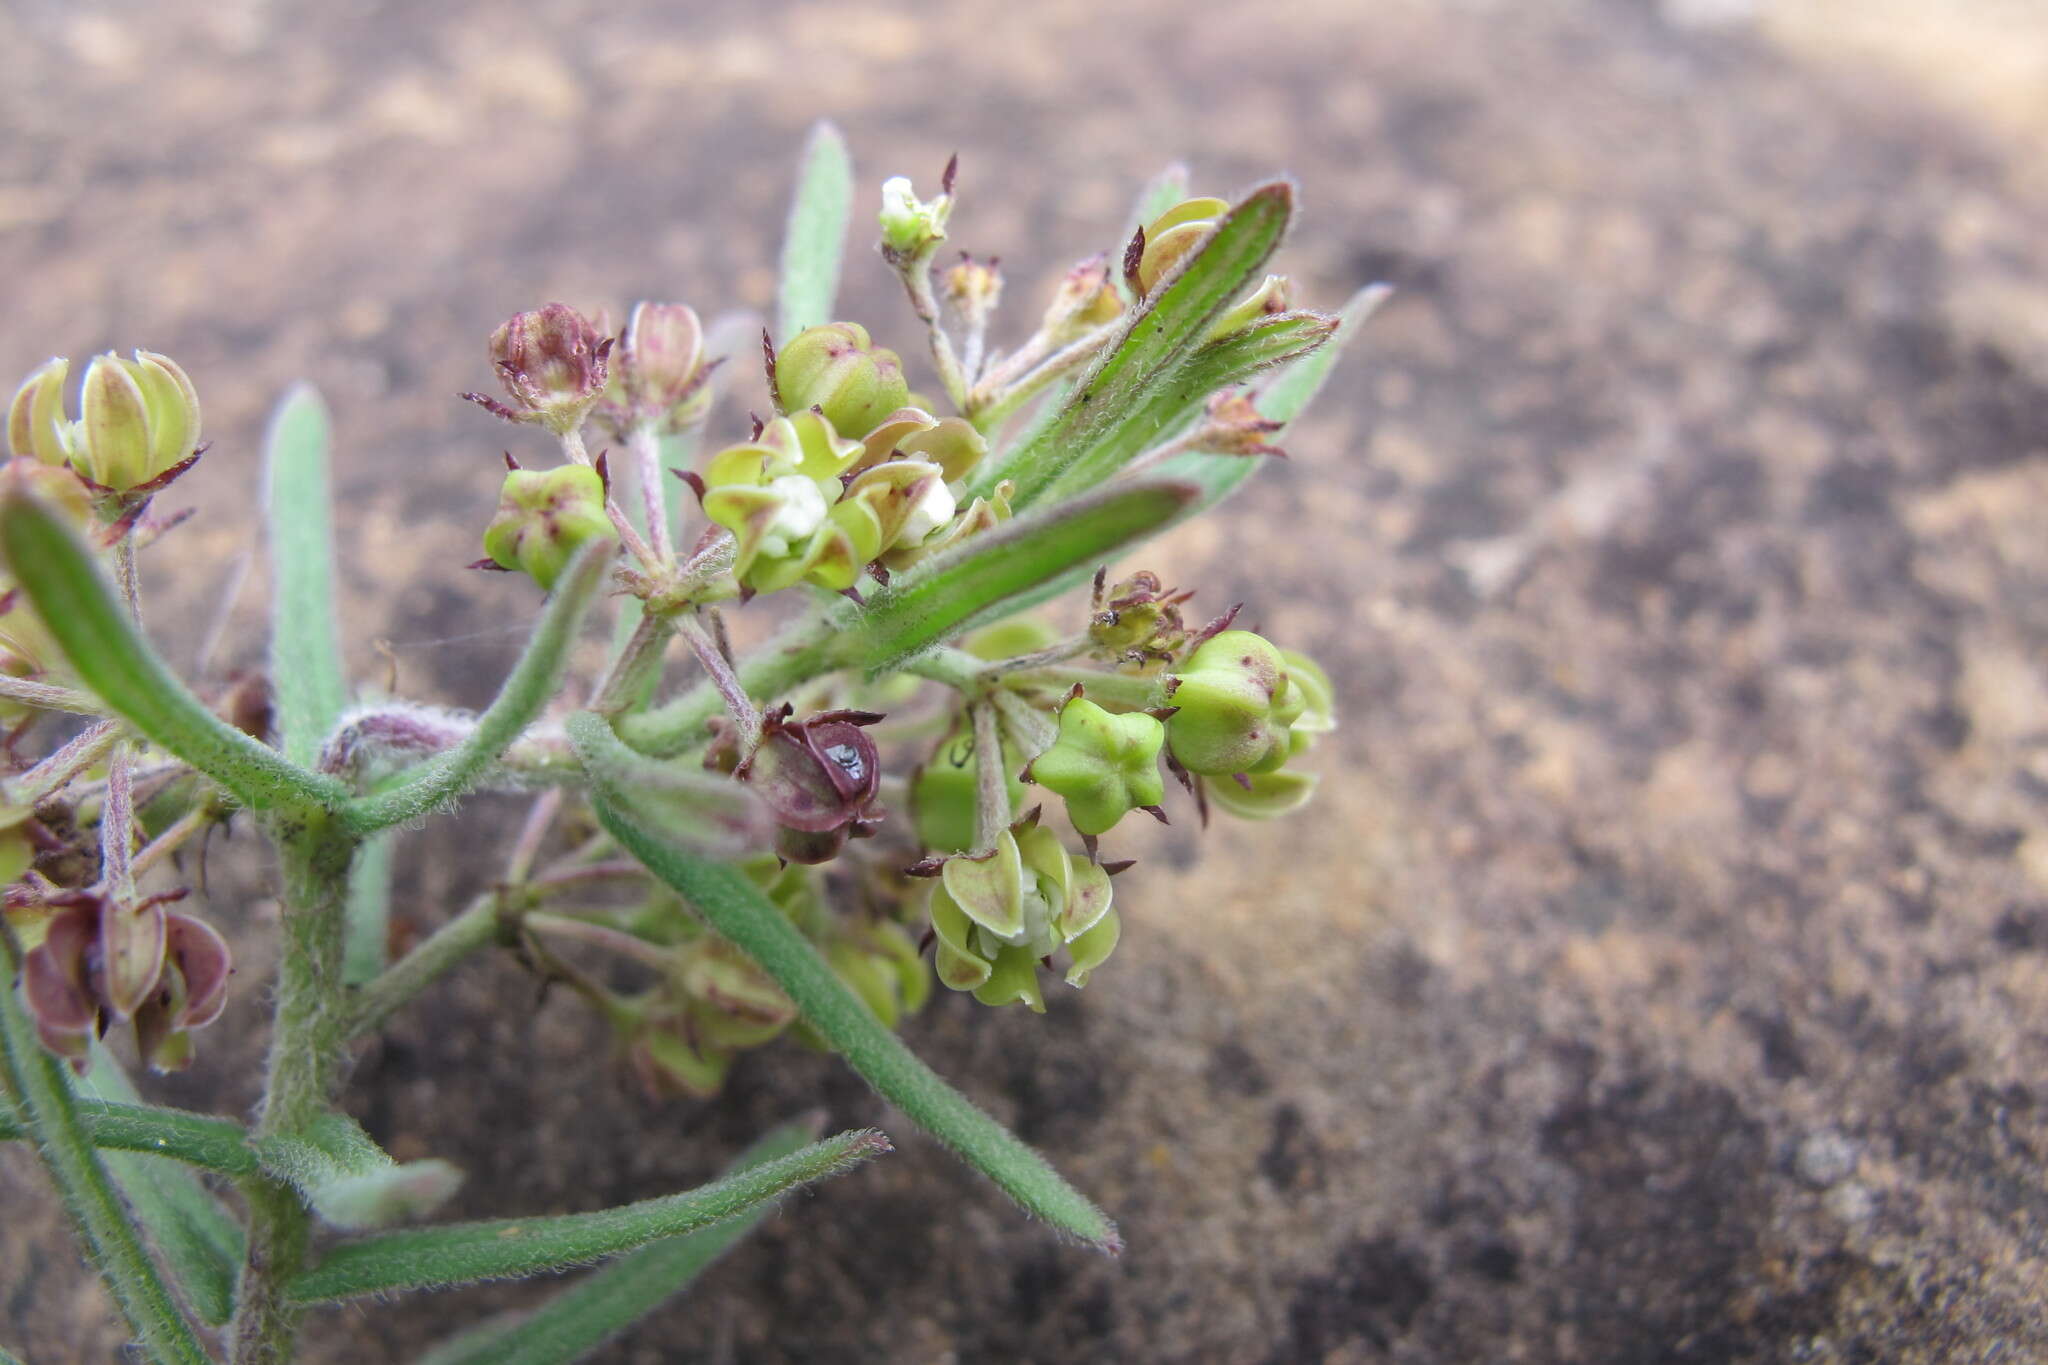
xmin=1040 ymin=256 xmax=1124 ymax=344
xmin=481 ymin=303 xmax=612 ymax=435
xmin=595 ymin=302 xmax=709 ymax=437
xmin=774 ymin=323 xmax=908 ymax=440
xmin=1207 ymin=273 xmax=1291 ymax=338
xmin=1089 ymin=570 xmax=1189 ymax=662
xmin=941 ymin=255 xmax=1003 ymax=334
xmin=879 ymin=175 xmax=951 ymax=260
xmin=1187 ymin=390 xmax=1287 ymax=459
xmin=1025 ymin=696 xmax=1166 ymax=836
xmin=8 ymin=358 xmax=73 ymax=467
xmin=677 ymin=936 xmax=796 ymax=1048
xmin=1134 ymin=197 xmax=1230 ymax=295
xmin=61 ymin=352 xmax=203 ymax=492
xmin=481 ymin=464 xmax=618 ymax=589
xmin=1164 ymin=630 xmax=1290 ymax=776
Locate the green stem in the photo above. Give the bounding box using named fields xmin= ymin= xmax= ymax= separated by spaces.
xmin=590 ymin=608 xmax=674 ymax=718
xmin=613 ymin=609 xmax=847 ymax=757
xmin=342 ymin=888 xmax=504 ymax=1041
xmin=1003 ymin=665 xmax=1168 ymax=709
xmin=0 ymin=931 xmax=212 ymax=1365
xmin=228 ymin=817 xmax=357 ymax=1364
xmin=341 ymin=541 xmax=606 ymax=835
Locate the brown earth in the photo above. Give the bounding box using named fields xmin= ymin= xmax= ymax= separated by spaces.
xmin=4 ymin=1 xmax=2048 ymax=1361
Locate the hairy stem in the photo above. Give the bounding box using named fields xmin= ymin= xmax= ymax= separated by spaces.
xmin=342 ymin=887 xmax=502 ymax=1042
xmin=229 ymin=817 xmax=357 ymax=1364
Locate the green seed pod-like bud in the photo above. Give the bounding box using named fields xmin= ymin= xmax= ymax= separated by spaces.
xmin=1165 ymin=630 xmax=1290 ymax=776
xmin=481 ymin=464 xmax=618 ymax=589
xmin=1026 ymin=696 xmax=1166 ymax=837
xmin=774 ymin=323 xmax=909 ymax=440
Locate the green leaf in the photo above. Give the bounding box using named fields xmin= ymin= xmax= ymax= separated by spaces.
xmin=416 ymin=1117 xmax=824 ymax=1365
xmin=0 ymin=490 xmax=349 ymax=816
xmin=341 ymin=540 xmax=608 ymax=835
xmin=285 ymin=1127 xmax=888 ymax=1303
xmin=253 ymin=1111 xmax=462 ymax=1231
xmin=263 ymin=383 xmax=348 ymax=769
xmin=853 ymin=478 xmax=1198 ymax=675
xmin=973 ymin=182 xmax=1294 ymax=507
xmin=0 ymin=935 xmax=213 ymax=1364
xmin=1157 ymin=282 xmax=1389 ymax=514
xmin=571 ymin=712 xmax=1119 ymax=1252
xmin=77 ymin=1048 xmax=245 ymax=1327
xmin=777 ymin=121 xmax=855 ymax=342
xmin=0 ymin=1092 xmax=258 ymax=1177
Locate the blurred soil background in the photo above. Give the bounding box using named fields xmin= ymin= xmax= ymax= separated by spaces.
xmin=5 ymin=0 xmax=2048 ymax=1360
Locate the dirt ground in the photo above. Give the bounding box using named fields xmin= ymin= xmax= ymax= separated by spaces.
xmin=5 ymin=1 xmax=2048 ymax=1360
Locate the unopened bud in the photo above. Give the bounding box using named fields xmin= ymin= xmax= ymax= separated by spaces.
xmin=479 ymin=303 xmax=612 ymax=436
xmin=1133 ymin=196 xmax=1229 ymax=295
xmin=481 ymin=464 xmax=619 ymax=589
xmin=879 ymin=175 xmax=951 ymax=259
xmin=596 ymin=301 xmax=710 ymax=437
xmin=774 ymin=322 xmax=908 ymax=440
xmin=941 ymin=255 xmax=1003 ymax=332
xmin=31 ymin=351 xmax=204 ymax=493
xmin=1164 ymin=630 xmax=1291 ymax=776
xmin=1040 ymin=256 xmax=1124 ymax=344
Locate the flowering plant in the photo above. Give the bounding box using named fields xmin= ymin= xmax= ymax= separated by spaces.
xmin=0 ymin=124 xmax=1378 ymax=1363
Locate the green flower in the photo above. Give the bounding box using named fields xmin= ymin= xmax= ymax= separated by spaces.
xmin=774 ymin=322 xmax=909 ymax=440
xmin=1163 ymin=630 xmax=1290 ymax=777
xmin=927 ymin=820 xmax=1119 ymax=1011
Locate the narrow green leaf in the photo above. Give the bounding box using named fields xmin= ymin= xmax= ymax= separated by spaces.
xmin=0 ymin=1091 xmax=258 ymax=1177
xmin=285 ymin=1127 xmax=888 ymax=1303
xmin=974 ymin=182 xmax=1294 ymax=507
xmin=571 ymin=712 xmax=1119 ymax=1252
xmin=0 ymin=935 xmax=212 ymax=1363
xmin=777 ymin=121 xmax=855 ymax=341
xmin=854 ymin=479 xmax=1198 ymax=675
xmin=1028 ymin=308 xmax=1336 ymax=508
xmin=341 ymin=541 xmax=608 ymax=834
xmin=0 ymin=490 xmax=349 ymax=816
xmin=77 ymin=1049 xmax=245 ymax=1327
xmin=1158 ymin=282 xmax=1389 ymax=514
xmin=0 ymin=1343 xmax=25 ymax=1365
xmin=253 ymin=1111 xmax=461 ymax=1231
xmin=416 ymin=1118 xmax=824 ymax=1365
xmin=342 ymin=832 xmax=395 ymax=984
xmin=263 ymin=383 xmax=348 ymax=769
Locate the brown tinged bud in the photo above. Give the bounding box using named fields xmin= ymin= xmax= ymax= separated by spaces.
xmin=594 ymin=302 xmax=712 ymax=438
xmin=472 ymin=303 xmax=613 ymax=436
xmin=1040 ymin=255 xmax=1124 ymax=344
xmin=941 ymin=254 xmax=1003 ymax=333
xmin=1190 ymin=391 xmax=1287 ymax=458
